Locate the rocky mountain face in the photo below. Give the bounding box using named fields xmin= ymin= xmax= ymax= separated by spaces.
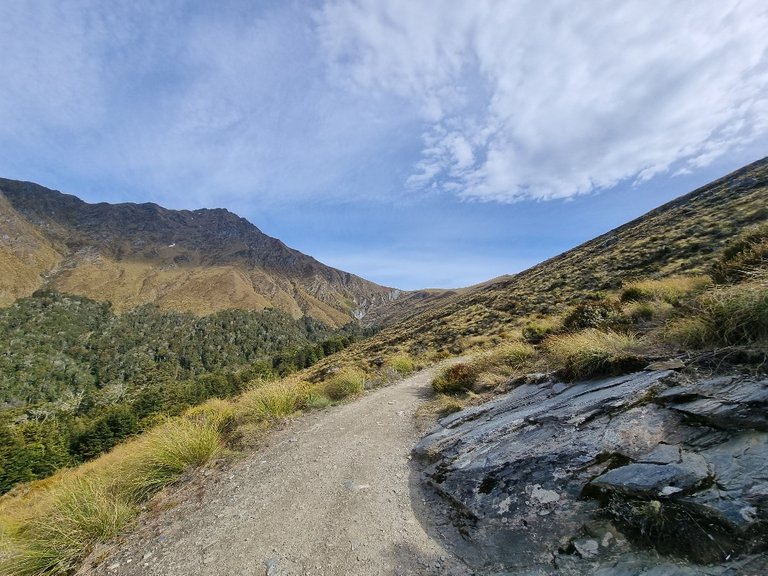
xmin=415 ymin=368 xmax=768 ymax=574
xmin=0 ymin=179 xmax=398 ymax=326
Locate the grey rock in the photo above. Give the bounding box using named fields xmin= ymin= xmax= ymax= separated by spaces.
xmin=645 ymin=359 xmax=686 ymax=371
xmin=415 ymin=370 xmax=768 ymax=574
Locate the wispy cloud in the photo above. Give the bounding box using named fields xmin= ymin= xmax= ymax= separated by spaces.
xmin=317 ymin=0 xmax=768 ymax=202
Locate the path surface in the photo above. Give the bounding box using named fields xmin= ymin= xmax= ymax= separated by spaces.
xmin=80 ymin=365 xmax=471 ymax=576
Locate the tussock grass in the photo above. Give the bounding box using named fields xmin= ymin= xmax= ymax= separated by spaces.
xmin=482 ymin=341 xmax=536 ymax=369
xmin=2 ymin=477 xmax=135 ymax=576
xmin=711 ymin=222 xmax=768 ymax=284
xmin=432 ymin=363 xmax=478 ymax=394
xmin=303 ymin=390 xmax=332 ymax=410
xmin=416 ymin=394 xmax=466 ymax=421
xmin=388 ymin=354 xmax=416 ymax=376
xmin=116 ymin=420 xmax=221 ymax=503
xmin=620 ymin=275 xmax=710 ymax=305
xmin=184 ymin=398 xmax=236 ymax=433
xmin=666 ymin=280 xmax=768 ymax=347
xmin=239 ymin=380 xmax=308 ymax=422
xmin=0 ymin=474 xmax=137 ymax=576
xmin=1 ymin=413 xmax=224 ymax=576
xmin=322 ymin=369 xmax=366 ymax=401
xmin=544 ymin=329 xmax=645 ymax=380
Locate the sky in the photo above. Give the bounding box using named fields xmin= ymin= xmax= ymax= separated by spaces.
xmin=1 ymin=1 xmax=767 ymax=289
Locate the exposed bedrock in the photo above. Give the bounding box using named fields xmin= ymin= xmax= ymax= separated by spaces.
xmin=414 ymin=370 xmax=768 ymax=575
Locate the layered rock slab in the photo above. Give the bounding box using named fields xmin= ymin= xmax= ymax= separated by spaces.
xmin=414 ymin=371 xmax=768 ymax=574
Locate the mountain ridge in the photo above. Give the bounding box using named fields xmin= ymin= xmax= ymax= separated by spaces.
xmin=0 ymin=178 xmax=399 ymax=326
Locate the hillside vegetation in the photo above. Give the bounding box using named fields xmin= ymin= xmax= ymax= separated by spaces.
xmin=0 ymin=157 xmax=766 ymax=575
xmin=306 ymin=157 xmax=768 ymax=374
xmin=0 ymin=291 xmax=365 ymax=494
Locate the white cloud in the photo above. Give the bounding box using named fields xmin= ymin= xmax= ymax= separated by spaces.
xmin=317 ymin=0 xmax=768 ymax=202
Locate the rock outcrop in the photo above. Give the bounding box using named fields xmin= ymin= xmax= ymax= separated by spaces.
xmin=414 ymin=370 xmax=768 ymax=575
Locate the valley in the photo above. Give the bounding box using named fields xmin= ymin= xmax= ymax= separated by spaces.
xmin=0 ymin=158 xmax=766 ymax=575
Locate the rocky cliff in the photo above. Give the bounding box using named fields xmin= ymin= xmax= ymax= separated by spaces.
xmin=0 ymin=178 xmax=398 ymax=326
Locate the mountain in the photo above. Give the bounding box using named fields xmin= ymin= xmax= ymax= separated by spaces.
xmin=0 ymin=179 xmax=399 ymax=326
xmin=309 ymin=156 xmax=768 ymax=370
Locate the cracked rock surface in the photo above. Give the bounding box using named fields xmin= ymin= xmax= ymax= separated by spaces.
xmin=414 ymin=370 xmax=768 ymax=575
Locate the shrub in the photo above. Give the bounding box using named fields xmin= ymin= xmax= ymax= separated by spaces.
xmin=563 ymin=299 xmax=625 ymax=331
xmin=432 ymin=363 xmax=478 ymax=394
xmin=544 ymin=329 xmax=645 ymax=380
xmin=711 ymin=223 xmax=768 ymax=284
xmin=322 ymin=369 xmax=366 ymax=401
xmin=388 ymin=354 xmax=415 ymax=376
xmin=522 ymin=320 xmax=557 ymax=344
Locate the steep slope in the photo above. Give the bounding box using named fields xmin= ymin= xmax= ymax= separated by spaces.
xmin=0 ymin=193 xmax=62 ymax=307
xmin=0 ymin=179 xmax=398 ymax=326
xmin=309 ymin=156 xmax=768 ymax=369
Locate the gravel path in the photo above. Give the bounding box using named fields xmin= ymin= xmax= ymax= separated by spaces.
xmin=79 ymin=365 xmax=471 ymax=576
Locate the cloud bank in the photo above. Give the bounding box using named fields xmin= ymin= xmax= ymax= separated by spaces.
xmin=316 ymin=0 xmax=768 ymax=201
xmin=0 ymin=1 xmax=766 ymax=210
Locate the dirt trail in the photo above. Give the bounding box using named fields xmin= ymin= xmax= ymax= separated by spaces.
xmin=80 ymin=365 xmax=471 ymax=576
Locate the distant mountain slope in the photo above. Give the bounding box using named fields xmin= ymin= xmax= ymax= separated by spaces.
xmin=310 ymin=156 xmax=768 ymax=367
xmin=0 ymin=179 xmax=398 ymax=326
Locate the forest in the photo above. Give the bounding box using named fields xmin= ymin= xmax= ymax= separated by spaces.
xmin=0 ymin=290 xmax=364 ymax=493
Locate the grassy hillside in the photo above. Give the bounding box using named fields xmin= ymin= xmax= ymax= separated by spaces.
xmin=306 ymin=157 xmax=768 ymax=373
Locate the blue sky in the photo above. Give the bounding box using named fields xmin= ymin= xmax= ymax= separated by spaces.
xmin=1 ymin=1 xmax=767 ymax=289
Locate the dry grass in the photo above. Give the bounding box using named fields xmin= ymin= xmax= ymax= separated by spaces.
xmin=544 ymin=329 xmax=646 ymax=380
xmin=666 ymin=279 xmax=768 ymax=347
xmin=620 ymin=275 xmax=710 ymax=305
xmin=321 ymin=369 xmax=366 ymax=401
xmin=0 ymin=415 xmax=222 ymax=576
xmin=238 ymin=379 xmax=308 ymax=422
